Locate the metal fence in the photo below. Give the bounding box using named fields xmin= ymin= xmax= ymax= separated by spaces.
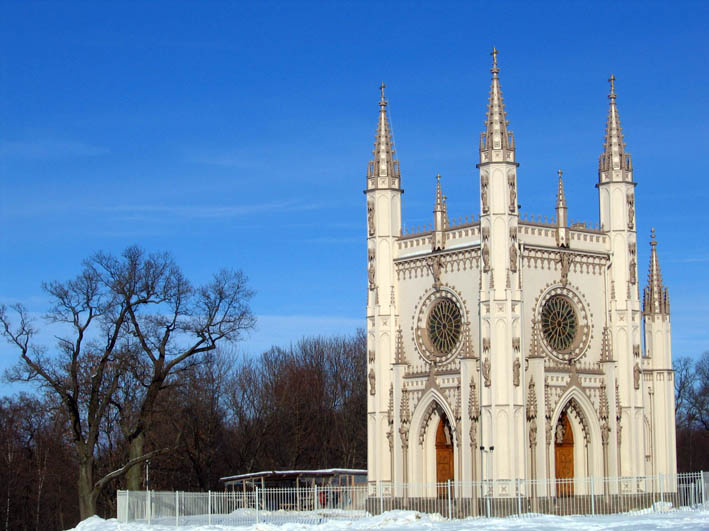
xmin=117 ymin=471 xmax=708 ymax=527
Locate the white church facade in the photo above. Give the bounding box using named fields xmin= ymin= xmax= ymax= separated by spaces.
xmin=365 ymin=51 xmax=676 ymax=495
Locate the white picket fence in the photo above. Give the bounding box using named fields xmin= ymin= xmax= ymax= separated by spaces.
xmin=117 ymin=471 xmax=708 ymax=526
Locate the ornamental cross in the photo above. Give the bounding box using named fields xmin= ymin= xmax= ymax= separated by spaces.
xmin=379 ymin=82 xmax=386 ymax=100
xmin=609 ymin=74 xmax=616 ymax=96
xmin=491 ymin=47 xmax=498 ymax=67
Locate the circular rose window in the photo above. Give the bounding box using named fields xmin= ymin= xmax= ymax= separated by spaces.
xmin=540 ymin=295 xmax=578 ymax=354
xmin=427 ymin=299 xmax=462 ymax=355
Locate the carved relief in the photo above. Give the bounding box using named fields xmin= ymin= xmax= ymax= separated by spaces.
xmin=633 ymin=344 xmax=640 ymax=358
xmin=367 ymin=199 xmax=375 ymax=237
xmin=481 ymin=174 xmax=489 ymax=213
xmin=368 ymin=349 xmax=375 ymax=364
xmin=512 ymin=337 xmax=520 ymax=352
xmin=369 ymin=368 xmax=376 ymax=395
xmin=482 ymin=226 xmax=490 ymax=241
xmin=627 ymin=193 xmax=635 ymax=230
xmin=509 ymin=226 xmax=517 ymax=241
xmin=513 ymin=358 xmax=521 ymax=387
xmin=482 ymin=358 xmax=491 ymax=387
xmin=508 ymin=174 xmax=516 ymax=213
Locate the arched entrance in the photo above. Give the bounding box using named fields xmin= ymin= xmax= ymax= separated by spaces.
xmin=435 ymin=413 xmax=454 ymax=494
xmin=555 ymin=411 xmax=574 ymax=496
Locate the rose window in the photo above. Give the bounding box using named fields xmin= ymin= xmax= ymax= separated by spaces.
xmin=540 ymin=295 xmax=578 ymax=353
xmin=427 ymin=299 xmax=462 ymax=355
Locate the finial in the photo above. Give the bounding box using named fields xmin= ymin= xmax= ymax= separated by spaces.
xmin=491 ymin=47 xmax=499 ymax=74
xmin=379 ymin=82 xmax=386 ymax=102
xmin=436 ymin=173 xmax=441 ymax=182
xmin=558 ymin=169 xmax=563 ymax=179
xmin=608 ymin=74 xmax=616 ymax=100
xmin=650 ymin=227 xmax=657 ymax=246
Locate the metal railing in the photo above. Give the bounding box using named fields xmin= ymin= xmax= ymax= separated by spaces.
xmin=117 ymin=471 xmax=707 ymax=526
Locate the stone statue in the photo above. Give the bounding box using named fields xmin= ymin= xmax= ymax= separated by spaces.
xmin=482 ymin=243 xmax=490 ymax=272
xmin=508 ymin=174 xmax=516 ymax=213
xmin=513 ymin=357 xmax=521 ymax=387
xmin=633 ymin=363 xmax=641 ymax=390
xmin=481 ymin=174 xmax=489 ymax=213
xmin=557 ymin=252 xmax=573 ymax=286
xmin=529 ymin=420 xmax=537 ymax=447
xmin=368 ymin=248 xmax=375 ymax=291
xmin=555 ymin=422 xmax=565 ymax=444
xmin=627 ymin=193 xmax=635 ymax=230
xmin=601 ymin=420 xmax=610 ymax=446
xmin=482 ymin=357 xmax=491 ymax=387
xmin=629 ymin=257 xmax=636 ymax=284
xmin=367 ymin=200 xmax=375 ymax=237
xmin=369 ymin=368 xmax=376 ymax=395
xmin=510 ymin=243 xmax=518 ymax=272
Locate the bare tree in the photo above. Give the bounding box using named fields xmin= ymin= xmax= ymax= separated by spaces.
xmin=0 ymin=246 xmax=254 ymax=518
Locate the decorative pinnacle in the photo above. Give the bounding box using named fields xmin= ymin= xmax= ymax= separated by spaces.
xmin=367 ymin=83 xmax=400 ymax=183
xmin=599 ymin=74 xmax=632 ymax=176
xmin=480 ymin=47 xmax=514 ymax=158
xmin=434 ymin=173 xmax=444 ymax=211
xmin=644 ymin=228 xmax=670 ymax=316
xmin=556 ymin=169 xmax=567 ymax=210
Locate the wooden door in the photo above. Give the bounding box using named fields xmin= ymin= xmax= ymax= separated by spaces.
xmin=436 ymin=414 xmax=454 ymax=495
xmin=554 ymin=412 xmax=574 ymax=496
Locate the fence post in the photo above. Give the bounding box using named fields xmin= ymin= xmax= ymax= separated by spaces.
xmin=175 ymin=491 xmax=179 ymax=527
xmin=516 ymin=478 xmax=521 ymax=516
xmin=146 ymin=490 xmax=151 ymax=525
xmin=700 ymin=471 xmax=706 ymax=508
xmin=208 ymin=490 xmax=212 ymax=525
xmin=255 ymin=487 xmax=260 ymax=524
xmin=660 ymin=473 xmax=664 ymax=508
xmin=591 ymin=476 xmax=595 ymax=515
xmin=378 ymin=481 xmax=383 ymax=515
xmin=447 ymin=480 xmax=452 ymax=519
xmin=314 ymin=484 xmax=318 ymax=511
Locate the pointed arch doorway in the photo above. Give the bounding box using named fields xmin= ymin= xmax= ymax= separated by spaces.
xmin=555 ymin=411 xmax=574 ymax=496
xmin=435 ymin=413 xmax=454 ymax=496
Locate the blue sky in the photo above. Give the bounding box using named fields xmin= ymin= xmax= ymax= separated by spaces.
xmin=1 ymin=1 xmax=708 ymax=392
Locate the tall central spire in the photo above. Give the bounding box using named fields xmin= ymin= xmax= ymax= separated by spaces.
xmin=367 ymin=82 xmax=400 ymax=189
xmin=479 ymin=47 xmax=516 ymax=164
xmin=643 ymin=228 xmax=670 ymax=316
xmin=599 ymin=74 xmax=633 ymax=182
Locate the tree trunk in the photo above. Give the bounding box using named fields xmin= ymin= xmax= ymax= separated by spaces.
xmin=77 ymin=459 xmax=96 ymax=520
xmin=126 ymin=432 xmax=145 ymax=491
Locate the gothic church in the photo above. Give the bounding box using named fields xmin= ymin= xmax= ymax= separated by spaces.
xmin=365 ymin=50 xmax=676 ymax=495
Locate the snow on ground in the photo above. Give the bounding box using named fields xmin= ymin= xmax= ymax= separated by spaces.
xmin=70 ymin=509 xmax=709 ymax=530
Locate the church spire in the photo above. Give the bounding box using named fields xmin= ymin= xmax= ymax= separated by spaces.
xmin=599 ymin=74 xmax=633 ymax=182
xmin=480 ymin=48 xmax=516 ymax=164
xmin=643 ymin=228 xmax=670 ymax=316
xmin=555 ymin=169 xmax=569 ymax=247
xmin=367 ymin=82 xmax=401 ymax=189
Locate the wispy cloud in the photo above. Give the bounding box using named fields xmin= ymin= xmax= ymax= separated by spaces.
xmin=186 ymin=148 xmax=259 ymax=168
xmin=669 ymin=256 xmax=709 ymax=263
xmin=103 ymin=199 xmax=329 ymax=221
xmin=0 ymin=139 xmax=108 ymax=159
